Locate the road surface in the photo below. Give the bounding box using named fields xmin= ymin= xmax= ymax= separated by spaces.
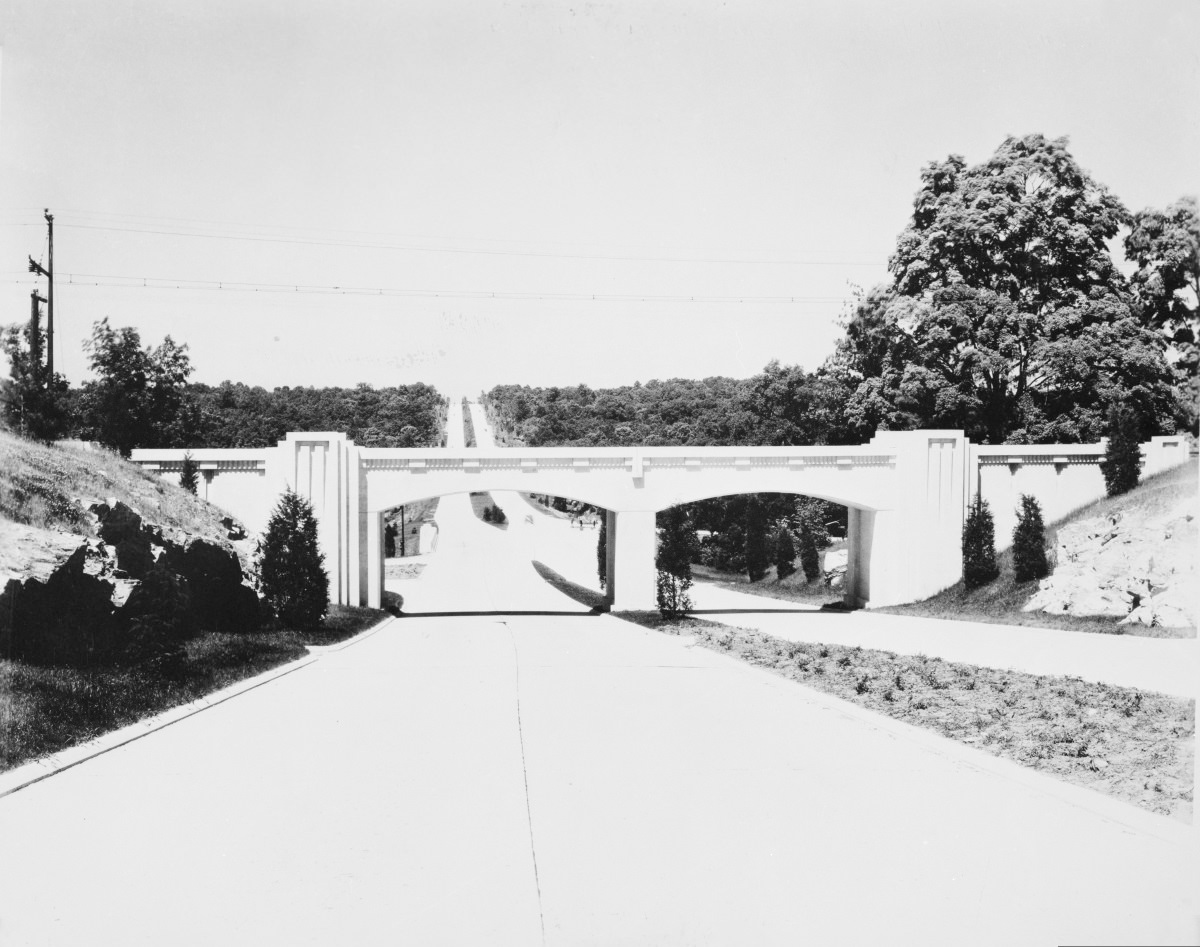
xmin=0 ymin=398 xmax=1195 ymax=945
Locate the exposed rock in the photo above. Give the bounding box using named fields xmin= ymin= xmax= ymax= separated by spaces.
xmin=1024 ymin=495 xmax=1197 ymax=626
xmin=115 ymin=538 xmax=155 ymax=578
xmin=220 ymin=515 xmax=247 ymax=541
xmin=96 ymin=500 xmax=143 ymax=545
xmin=0 ymin=511 xmax=259 ymax=665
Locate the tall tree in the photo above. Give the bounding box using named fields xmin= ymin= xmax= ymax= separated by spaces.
xmin=842 ymin=135 xmax=1180 ymax=443
xmin=1125 ymin=196 xmax=1199 ymax=431
xmin=0 ymin=320 xmax=70 ymax=441
xmin=80 ymin=318 xmax=195 ymax=455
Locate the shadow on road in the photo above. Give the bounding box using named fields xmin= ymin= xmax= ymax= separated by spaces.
xmin=396 ymin=609 xmax=605 ymax=618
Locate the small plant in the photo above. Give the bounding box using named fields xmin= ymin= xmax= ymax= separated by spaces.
xmin=837 ymin=654 xmax=852 ymax=668
xmin=855 ymin=675 xmax=870 ymax=695
xmin=1012 ymin=494 xmax=1049 ymax=582
xmin=962 ymin=494 xmax=999 ymax=589
xmin=797 ymin=524 xmax=820 ymax=582
xmin=1099 ymin=400 xmax=1143 ymax=497
xmin=774 ymin=528 xmax=797 ymax=580
xmin=179 ymin=452 xmax=199 ymax=495
xmin=818 ymin=645 xmax=830 ymax=658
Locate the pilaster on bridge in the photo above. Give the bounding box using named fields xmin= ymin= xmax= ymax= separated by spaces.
xmin=130 ymin=431 xmax=1191 ymax=614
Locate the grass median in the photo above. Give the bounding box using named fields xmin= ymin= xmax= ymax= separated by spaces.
xmin=630 ymin=613 xmax=1194 ymax=823
xmin=0 ymin=604 xmax=388 ymax=774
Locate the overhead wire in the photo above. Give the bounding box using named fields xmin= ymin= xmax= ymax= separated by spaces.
xmin=1 ymin=271 xmax=847 ymax=305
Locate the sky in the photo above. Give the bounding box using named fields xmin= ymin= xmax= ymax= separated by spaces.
xmin=1 ymin=0 xmax=1197 ymax=398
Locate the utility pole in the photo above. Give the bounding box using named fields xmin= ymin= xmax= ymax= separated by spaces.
xmin=27 ymin=209 xmax=54 ymax=376
xmin=29 ymin=291 xmax=46 ymax=382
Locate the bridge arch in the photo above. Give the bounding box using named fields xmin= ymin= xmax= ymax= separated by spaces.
xmin=129 ymin=430 xmax=1189 ymax=615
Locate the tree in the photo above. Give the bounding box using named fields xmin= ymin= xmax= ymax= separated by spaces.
xmin=962 ymin=495 xmax=999 ymax=589
xmin=1125 ymin=196 xmax=1199 ymax=431
xmin=80 ymin=318 xmax=195 ymax=455
xmin=384 ymin=522 xmax=397 ymax=558
xmin=774 ymin=528 xmax=796 ymax=580
xmin=0 ymin=319 xmax=70 ymax=441
xmin=797 ymin=525 xmax=820 ymax=582
xmin=597 ymin=510 xmax=608 ymax=590
xmin=1012 ymin=494 xmax=1049 ymax=582
xmin=656 ymin=505 xmax=694 ymax=618
xmin=744 ymin=495 xmax=769 ymax=582
xmin=842 ymin=135 xmax=1181 ymax=443
xmin=179 ymin=452 xmax=199 ymax=495
xmin=1099 ymin=400 xmax=1143 ymax=497
xmin=258 ymin=488 xmax=329 ymax=630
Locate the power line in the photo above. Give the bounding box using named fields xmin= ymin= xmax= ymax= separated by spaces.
xmin=52 ymin=221 xmax=886 ymax=268
xmin=2 ymin=271 xmax=847 ymax=305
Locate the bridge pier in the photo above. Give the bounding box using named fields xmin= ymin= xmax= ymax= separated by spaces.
xmin=605 ymin=510 xmax=658 ymax=611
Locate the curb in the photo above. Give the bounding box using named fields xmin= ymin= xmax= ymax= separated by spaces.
xmin=0 ymin=616 xmax=397 ymax=801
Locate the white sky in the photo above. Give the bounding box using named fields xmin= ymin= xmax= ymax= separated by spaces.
xmin=1 ymin=0 xmax=1197 ymax=396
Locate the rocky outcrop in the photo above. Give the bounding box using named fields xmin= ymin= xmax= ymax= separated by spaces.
xmin=1023 ymin=499 xmax=1197 ymax=628
xmin=0 ymin=498 xmax=259 ymax=664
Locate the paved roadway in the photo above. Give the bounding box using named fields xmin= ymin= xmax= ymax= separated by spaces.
xmin=0 ymin=399 xmax=1196 ymax=945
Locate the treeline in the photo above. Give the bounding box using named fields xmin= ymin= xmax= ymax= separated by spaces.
xmin=1 ymin=317 xmax=447 ymax=453
xmin=484 ymin=370 xmax=851 ymax=448
xmin=187 ymin=381 xmax=447 ymax=449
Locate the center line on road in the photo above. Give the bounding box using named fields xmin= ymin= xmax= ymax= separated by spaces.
xmin=502 ymin=621 xmax=548 ymax=946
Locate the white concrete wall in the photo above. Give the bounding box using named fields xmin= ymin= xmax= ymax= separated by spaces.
xmin=132 ymin=430 xmax=1192 ymax=613
xmin=972 ymin=437 xmax=1190 ymax=551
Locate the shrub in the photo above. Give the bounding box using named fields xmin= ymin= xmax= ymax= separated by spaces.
xmin=744 ymin=496 xmax=768 ymax=582
xmin=774 ymin=528 xmax=796 ymax=580
xmin=122 ymin=566 xmax=196 ymax=670
xmin=798 ymin=525 xmax=820 ymax=581
xmin=258 ymin=488 xmax=329 ymax=630
xmin=384 ymin=521 xmax=397 ymax=557
xmin=1012 ymin=494 xmax=1049 ymax=582
xmin=656 ymin=506 xmax=694 ymax=618
xmin=491 ymin=504 xmax=507 ymax=524
xmin=597 ymin=511 xmax=608 ymax=590
xmin=962 ymin=494 xmax=999 ymax=589
xmin=1100 ymin=400 xmax=1143 ymax=497
xmin=179 ymin=452 xmax=199 ymax=495
xmin=482 ymin=504 xmax=494 ymax=522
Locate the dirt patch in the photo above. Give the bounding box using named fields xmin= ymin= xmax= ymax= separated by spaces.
xmin=641 ymin=615 xmax=1194 ymax=822
xmin=385 ymin=561 xmax=426 ymax=580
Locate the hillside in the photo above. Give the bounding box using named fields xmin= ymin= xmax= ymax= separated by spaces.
xmin=882 ymin=461 xmax=1197 ymax=636
xmin=1 ymin=429 xmax=257 ymax=663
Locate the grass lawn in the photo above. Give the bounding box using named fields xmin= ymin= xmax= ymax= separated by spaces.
xmin=692 ymin=561 xmax=843 ymax=606
xmin=529 ymin=558 xmax=1194 ymax=821
xmin=470 ymin=492 xmax=508 ymax=528
xmin=0 ymin=604 xmax=388 ymax=773
xmin=635 ymin=614 xmax=1195 ymax=822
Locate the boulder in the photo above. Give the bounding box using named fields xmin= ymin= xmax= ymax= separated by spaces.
xmin=167 ymin=538 xmax=259 ymax=632
xmin=0 ymin=541 xmax=119 ymax=663
xmin=96 ymin=500 xmax=143 ymax=545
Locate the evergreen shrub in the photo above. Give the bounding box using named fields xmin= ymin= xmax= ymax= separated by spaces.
xmin=1012 ymin=494 xmax=1049 ymax=582
xmin=258 ymin=488 xmax=329 ymax=630
xmin=962 ymin=495 xmax=999 ymax=589
xmin=1100 ymin=400 xmax=1143 ymax=497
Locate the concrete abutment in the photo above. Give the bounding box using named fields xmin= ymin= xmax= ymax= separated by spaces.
xmin=130 ymin=431 xmax=1190 ymax=613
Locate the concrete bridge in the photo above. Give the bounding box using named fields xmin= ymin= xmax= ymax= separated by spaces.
xmin=131 ymin=431 xmax=1189 ymax=612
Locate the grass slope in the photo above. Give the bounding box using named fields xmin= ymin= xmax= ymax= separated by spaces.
xmin=879 ymin=461 xmax=1197 ymax=637
xmin=0 ymin=428 xmax=236 ymax=547
xmin=0 ymin=606 xmax=386 ymax=773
